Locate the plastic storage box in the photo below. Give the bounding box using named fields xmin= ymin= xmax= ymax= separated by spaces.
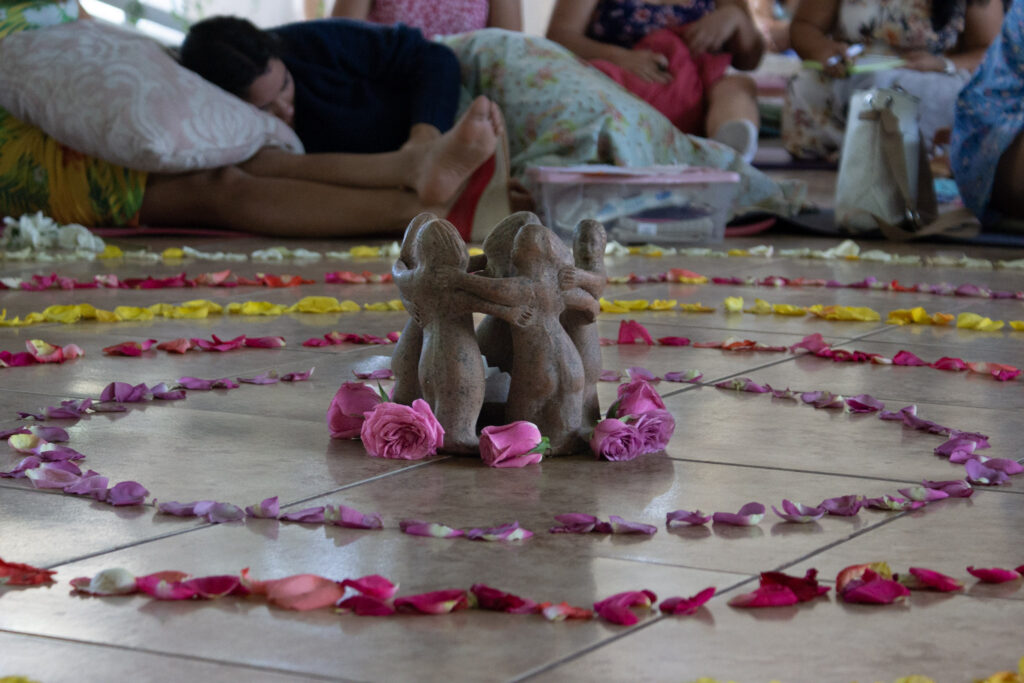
xmin=528 ymin=164 xmax=740 ymax=245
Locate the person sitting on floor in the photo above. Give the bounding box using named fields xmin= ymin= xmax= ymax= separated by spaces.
xmin=545 ymin=0 xmax=765 ymax=163
xmin=329 ymin=0 xmax=522 ymax=36
xmin=952 ymin=0 xmax=1024 ymax=223
xmin=783 ymin=0 xmax=1003 ymax=162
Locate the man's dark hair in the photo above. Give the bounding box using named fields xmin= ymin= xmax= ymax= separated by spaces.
xmin=179 ymin=16 xmax=283 ymax=99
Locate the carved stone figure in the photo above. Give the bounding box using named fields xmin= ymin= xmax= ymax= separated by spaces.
xmin=562 ymin=219 xmax=607 ymax=426
xmin=442 ymin=223 xmax=598 ymax=454
xmin=390 ymin=212 xmax=434 ymax=405
xmin=394 ymin=215 xmax=529 ymax=454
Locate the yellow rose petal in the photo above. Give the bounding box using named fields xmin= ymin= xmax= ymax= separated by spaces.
xmin=957 ymin=312 xmax=1004 ymax=331
xmin=349 ymin=246 xmax=380 ymax=259
xmin=94 ymin=309 xmax=120 ymax=322
xmin=113 ymin=306 xmax=153 ymax=321
xmin=600 ymin=297 xmax=629 ymax=313
xmin=678 ymin=302 xmax=715 ymax=313
xmin=727 ymin=249 xmax=749 ymax=257
xmin=745 ymin=298 xmax=773 ymax=315
xmin=611 ymin=299 xmax=650 ymax=311
xmin=723 ymin=296 xmax=744 ymax=313
xmin=232 ymin=301 xmax=287 ymax=316
xmin=98 ymin=245 xmax=123 ymax=259
xmin=1010 ymin=320 xmax=1024 ymax=331
xmin=649 ymin=299 xmax=677 ymax=311
xmin=41 ymin=305 xmax=84 ymax=324
xmin=162 ymin=247 xmax=185 ymax=260
xmin=773 ymin=304 xmax=806 ymax=316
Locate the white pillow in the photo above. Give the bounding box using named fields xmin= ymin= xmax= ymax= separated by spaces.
xmin=0 ymin=20 xmax=303 ymax=173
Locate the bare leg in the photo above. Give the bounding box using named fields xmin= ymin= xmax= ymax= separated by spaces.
xmin=140 ymin=166 xmax=440 ymax=237
xmin=239 ymin=95 xmax=502 ymax=207
xmin=991 ymin=130 xmax=1024 ymax=219
xmin=706 ymin=74 xmax=760 ymax=137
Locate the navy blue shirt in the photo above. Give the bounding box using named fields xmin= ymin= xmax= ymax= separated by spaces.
xmin=269 ymin=19 xmax=461 ymax=154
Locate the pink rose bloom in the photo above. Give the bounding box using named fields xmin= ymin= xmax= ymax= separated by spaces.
xmin=627 ymin=409 xmax=676 ymax=454
xmin=615 ymin=379 xmax=666 ymax=418
xmin=327 ymin=382 xmax=382 ymax=439
xmin=480 ymin=422 xmax=545 ymax=468
xmin=360 ymin=399 xmax=445 ymax=460
xmin=590 ymin=418 xmax=643 ymax=461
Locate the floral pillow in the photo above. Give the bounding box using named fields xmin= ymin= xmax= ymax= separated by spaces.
xmin=0 ymin=19 xmax=303 ymax=173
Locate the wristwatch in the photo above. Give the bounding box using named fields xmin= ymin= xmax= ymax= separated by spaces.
xmin=942 ymin=57 xmax=957 ymax=75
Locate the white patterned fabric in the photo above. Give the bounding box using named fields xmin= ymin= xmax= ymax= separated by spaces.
xmin=0 ymin=19 xmax=303 ymax=173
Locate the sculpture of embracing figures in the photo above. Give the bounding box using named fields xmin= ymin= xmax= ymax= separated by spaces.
xmin=390 ymin=212 xmax=607 ymax=457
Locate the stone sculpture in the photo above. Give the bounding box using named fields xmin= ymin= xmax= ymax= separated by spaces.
xmin=390 ymin=212 xmax=606 ymax=457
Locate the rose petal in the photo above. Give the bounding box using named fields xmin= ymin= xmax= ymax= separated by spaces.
xmin=136 ymin=571 xmax=198 ymax=600
xmin=899 ymin=567 xmax=964 ymax=592
xmin=465 ymin=521 xmax=534 ymax=542
xmin=70 ymin=567 xmax=137 ymax=595
xmin=237 ymin=372 xmax=280 ymax=385
xmin=820 ymin=495 xmax=863 ymax=516
xmin=760 ymin=569 xmax=830 ymax=602
xmin=325 ymin=504 xmax=383 ymax=530
xmin=394 ymin=589 xmax=472 ymax=614
xmin=353 ymin=368 xmax=393 ymax=380
xmin=149 ymin=382 xmax=187 ymax=400
xmin=279 ymin=506 xmax=327 ymax=524
xmin=157 ymin=500 xmax=205 ymax=517
xmin=616 ymin=320 xmax=654 ymax=345
xmin=712 ymin=502 xmax=766 ymax=526
xmin=966 ymin=566 xmax=1022 ymax=583
xmin=626 ymin=410 xmax=675 ymax=454
xmin=845 ymin=394 xmax=886 ymax=413
xmin=260 ymin=574 xmax=346 ymax=611
xmin=25 ymin=461 xmax=82 ymax=489
xmin=539 ymin=601 xmax=594 ymax=621
xmin=340 ymin=574 xmax=398 ymax=601
xmin=965 ymin=459 xmax=1010 ymax=486
xmin=479 ymin=422 xmax=545 ymax=469
xmin=244 ymin=336 xmax=286 ymax=348
xmin=99 ymin=381 xmax=150 ymax=403
xmin=715 ymin=377 xmax=770 ymax=393
xmin=921 ymin=479 xmax=974 ymax=498
xmin=593 ymin=589 xmax=657 ymax=625
xmin=772 ymin=499 xmax=827 ymax=523
xmin=63 ymin=473 xmax=109 ymax=500
xmin=156 ymin=338 xmax=195 ymax=354
xmin=399 ymin=519 xmax=464 ymax=538
xmin=0 ymin=558 xmax=57 ymax=586
xmin=728 ymin=584 xmax=800 ymax=608
xmin=897 ymin=486 xmax=950 ymax=503
xmin=281 ymin=368 xmax=314 ymax=382
xmin=840 ymin=576 xmax=911 ymax=604
xmin=590 ymin=418 xmax=643 ymax=462
xmin=335 ymin=595 xmax=396 ymax=616
xmin=106 ymin=481 xmax=149 ymax=506
xmin=470 ymin=583 xmax=538 ymax=614
xmin=549 ymin=513 xmax=602 ymax=534
xmin=663 ymin=369 xmax=704 ymax=383
xmin=245 ymin=496 xmax=281 ymax=519
xmin=599 ymin=370 xmax=623 ymax=382
xmin=608 ymin=515 xmax=657 ymax=535
xmin=666 ymin=509 xmax=712 ymax=526
xmin=659 ymin=587 xmax=716 ymax=615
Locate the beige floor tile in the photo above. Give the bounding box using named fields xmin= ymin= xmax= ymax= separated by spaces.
xmin=531 ymin=591 xmax=1024 ymax=683
xmin=0 ymin=631 xmax=318 ymax=683
xmin=0 ymin=522 xmax=738 ymax=682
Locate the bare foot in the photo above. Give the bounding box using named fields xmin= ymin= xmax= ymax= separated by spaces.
xmin=414 ymin=96 xmax=502 ymax=206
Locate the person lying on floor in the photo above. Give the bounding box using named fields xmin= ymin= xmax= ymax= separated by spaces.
xmin=0 ymin=5 xmax=503 ymax=238
xmin=329 ymin=0 xmax=523 ymax=36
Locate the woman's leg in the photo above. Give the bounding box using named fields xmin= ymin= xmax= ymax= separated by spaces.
xmin=706 ymin=74 xmax=760 ymax=136
xmin=239 ymin=95 xmax=503 ymax=206
xmin=139 ymin=166 xmax=441 ymax=237
xmin=990 ymin=130 xmax=1024 ymax=219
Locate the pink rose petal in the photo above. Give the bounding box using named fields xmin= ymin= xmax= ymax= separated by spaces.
xmin=760 ymin=569 xmax=830 ymax=602
xmin=244 ymin=336 xmax=286 ymax=348
xmin=845 ymin=394 xmax=885 ymax=413
xmin=325 ymin=504 xmax=383 ymax=530
xmin=666 ymin=509 xmax=712 ymax=526
xmin=892 ymin=350 xmax=928 ymax=366
xmin=399 ymin=519 xmax=464 ymax=538
xmin=715 ymin=377 xmax=770 ymax=393
xmin=353 ymin=368 xmax=393 ymax=380
xmin=237 ymin=372 xmax=280 ymax=385
xmin=599 ymin=370 xmax=623 ymax=382
xmin=608 ymin=515 xmax=657 ymax=535
xmin=259 ymin=574 xmax=346 ymax=611
xmin=863 ymin=495 xmax=924 ymax=511
xmin=921 ymin=479 xmax=973 ymax=498
xmin=614 ymin=379 xmax=667 ymax=417
xmin=712 ymin=502 xmax=766 ymax=526
xmin=656 ymin=336 xmax=691 ymax=346
xmin=617 ymin=320 xmax=654 ymax=345
xmin=728 ymin=584 xmax=799 ymax=608
xmin=245 ymin=496 xmax=281 ymax=519
xmin=340 ymin=574 xmax=398 ymax=601
xmin=897 ymin=486 xmax=950 ymax=503
xmin=327 ymin=382 xmax=383 ymax=439
xmin=593 ymin=589 xmax=657 ymax=625
xmin=465 ymin=521 xmax=534 ymax=542
xmin=279 ymin=506 xmax=327 ymax=523
xmin=104 ymin=481 xmax=148 ymax=506
xmin=965 ymin=459 xmax=1010 ymax=486
xmin=659 ymin=587 xmax=716 ymax=615
xmin=470 ymin=584 xmax=538 ymax=614
xmin=149 ymin=383 xmax=187 ymax=400
xmin=966 ymin=566 xmax=1022 ymax=583
xmin=25 ymin=461 xmax=82 ymax=489
xmin=335 ymin=595 xmax=396 ymax=616
xmin=136 ymin=571 xmax=198 ymax=600
xmin=539 ymin=602 xmax=594 ymax=621
xmin=157 ymin=500 xmax=206 ymax=517
xmin=899 ymin=567 xmax=964 ymax=592
xmin=156 ymin=338 xmax=195 ymax=354
xmin=664 ymin=370 xmax=703 ymax=383
xmin=840 ymin=576 xmax=911 ymax=604
xmin=280 ymin=368 xmax=314 ymax=382
xmin=63 ymin=473 xmax=109 ymax=500
xmin=394 ymin=589 xmax=472 ymax=614
xmin=820 ymin=495 xmax=863 ymax=516
xmin=182 ymin=575 xmax=250 ymax=599
xmin=772 ymin=499 xmax=827 ymax=523
xmin=549 ymin=513 xmax=603 ymax=534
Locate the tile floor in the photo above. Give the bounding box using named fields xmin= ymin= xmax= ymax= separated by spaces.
xmin=1 ymin=226 xmax=1022 ymax=683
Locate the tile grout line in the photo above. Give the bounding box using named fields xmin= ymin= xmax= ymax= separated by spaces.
xmin=0 ymin=628 xmax=350 ymax=682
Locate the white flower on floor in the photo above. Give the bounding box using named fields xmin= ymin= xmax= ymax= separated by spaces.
xmin=1 ymin=211 xmax=105 ymax=253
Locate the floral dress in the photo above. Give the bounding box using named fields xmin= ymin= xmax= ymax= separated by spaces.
xmin=585 ymin=0 xmax=717 ymax=47
xmin=782 ymin=0 xmax=970 ymax=161
xmin=0 ymin=1 xmax=146 ymax=226
xmin=440 ymin=30 xmax=802 ymax=216
xmin=952 ymin=0 xmax=1024 ymax=220
xmin=366 ymin=0 xmax=489 ymax=37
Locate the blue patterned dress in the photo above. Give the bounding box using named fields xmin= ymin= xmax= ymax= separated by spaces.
xmin=585 ymin=0 xmax=717 ymax=47
xmin=952 ymin=0 xmax=1024 ymax=219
